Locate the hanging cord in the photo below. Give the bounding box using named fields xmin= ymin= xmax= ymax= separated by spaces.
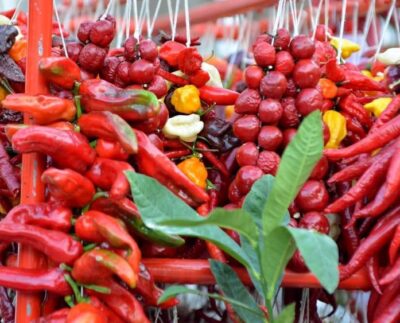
xmin=184 ymin=0 xmax=191 ymax=47
xmin=100 ymin=0 xmax=115 ymax=20
xmin=307 ymin=0 xmax=315 ymax=30
xmin=352 ymin=1 xmax=359 ymax=42
xmin=10 ymin=0 xmax=23 ymax=24
xmin=324 ymin=0 xmax=329 ymax=41
xmin=357 ymin=0 xmax=375 ymax=64
xmin=166 ymin=0 xmax=174 ymax=35
xmin=271 ymin=0 xmax=286 ymax=46
xmin=289 ymin=0 xmax=298 ymax=36
xmin=126 ymin=0 xmax=132 ymax=39
xmin=312 ymin=0 xmax=324 ymax=40
xmin=133 ymin=0 xmax=139 ymax=40
xmin=149 ymin=0 xmax=162 ymax=37
xmin=280 ymin=0 xmax=288 ymax=29
xmin=116 ymin=0 xmax=129 ymax=47
xmin=337 ymin=0 xmax=347 ymax=62
xmin=374 ymin=0 xmax=396 ymax=61
xmin=295 ymin=0 xmax=307 ymax=34
xmin=145 ymin=0 xmax=151 ymax=38
xmin=393 ymin=8 xmax=400 ymax=46
xmin=172 ymin=0 xmax=181 ymax=41
xmin=53 ymin=0 xmax=69 ymax=58
xmin=134 ymin=0 xmax=147 ymax=40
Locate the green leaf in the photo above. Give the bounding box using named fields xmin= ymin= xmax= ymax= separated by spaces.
xmin=210 ymin=260 xmax=266 ymax=323
xmin=159 ymin=207 xmax=258 ymax=247
xmin=275 ymin=303 xmax=295 ymax=323
xmin=287 ymin=227 xmax=339 ymax=293
xmin=159 ymin=285 xmax=266 ymax=320
xmin=262 ymin=111 xmax=323 ymax=237
xmin=261 ymin=226 xmax=296 ymax=301
xmin=126 ymin=172 xmax=255 ymax=274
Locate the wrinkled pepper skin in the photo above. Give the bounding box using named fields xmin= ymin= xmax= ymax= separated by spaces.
xmin=85 ymin=158 xmax=133 ymax=199
xmin=0 ymin=267 xmax=70 ymax=295
xmin=72 ymin=249 xmax=137 ymax=288
xmin=67 ymin=302 xmax=107 ymax=323
xmin=79 ymin=79 xmax=160 ymax=122
xmin=2 ymin=94 xmax=76 ymax=124
xmin=39 ymin=57 xmax=81 ymax=89
xmin=95 ymin=139 xmax=129 ymax=161
xmin=135 ymin=130 xmax=209 ymax=206
xmin=87 ymin=280 xmax=150 ymax=323
xmin=42 ymin=168 xmax=95 ymax=208
xmin=90 ymin=197 xmax=184 ymax=247
xmin=0 ymin=223 xmax=82 ymax=265
xmin=0 ymin=141 xmax=20 ymax=198
xmin=4 ymin=202 xmax=72 ymax=232
xmin=78 ymin=111 xmax=137 ymax=154
xmin=12 ymin=126 xmax=96 ymax=173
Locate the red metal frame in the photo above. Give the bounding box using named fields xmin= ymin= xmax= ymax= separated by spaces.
xmin=15 ymin=1 xmax=53 ymax=322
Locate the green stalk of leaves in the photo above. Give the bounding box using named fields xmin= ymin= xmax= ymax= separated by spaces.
xmin=126 ymin=110 xmax=339 ymax=323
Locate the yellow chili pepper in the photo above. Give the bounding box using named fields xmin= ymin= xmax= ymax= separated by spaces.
xmin=330 ymin=37 xmax=360 ymax=59
xmin=361 ymin=70 xmax=373 ymax=78
xmin=225 ymin=105 xmax=235 ymax=119
xmin=9 ymin=39 xmax=27 ymax=62
xmin=364 ymin=97 xmax=392 ymax=117
xmin=177 ymin=157 xmax=208 ymax=189
xmin=171 ymin=85 xmax=201 ymax=114
xmin=323 ymin=110 xmax=347 ymax=149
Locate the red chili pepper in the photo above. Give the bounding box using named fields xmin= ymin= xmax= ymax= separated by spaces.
xmin=328 ymin=156 xmax=372 ymax=184
xmin=324 ymin=114 xmax=400 ymax=160
xmin=0 ymin=140 xmax=20 ymax=198
xmin=339 ymin=94 xmax=372 ymax=128
xmin=196 ymin=141 xmax=229 ymax=178
xmin=340 ymin=210 xmax=400 ymax=280
xmin=95 ymin=139 xmax=129 ymax=161
xmin=2 ymin=94 xmax=76 ymax=125
xmin=78 ymin=111 xmax=137 ymax=154
xmin=156 ymin=68 xmax=189 ymax=86
xmin=325 ymin=59 xmax=346 ymax=82
xmin=389 ymin=225 xmax=400 ymax=264
xmin=189 ymin=69 xmax=210 ymax=87
xmin=199 ymin=86 xmax=239 ymax=105
xmin=72 ymin=248 xmax=137 ymax=288
xmin=342 ymin=70 xmax=387 ymax=92
xmin=367 ymin=289 xmax=380 ymax=323
xmin=342 ymin=112 xmax=367 ymax=139
xmin=0 ymin=223 xmax=82 ymax=265
xmin=12 ymin=126 xmax=96 ymax=173
xmin=373 ymin=292 xmax=400 ymax=323
xmin=161 ymin=137 xmax=185 ymax=150
xmin=4 ymin=202 xmax=72 ymax=232
xmin=87 ymin=280 xmax=150 ymax=323
xmin=34 ymin=308 xmax=70 ymax=323
xmin=136 ymin=263 xmax=179 ymax=309
xmin=39 ymin=57 xmax=81 ymax=90
xmin=79 ymin=79 xmax=160 ymax=122
xmin=177 ymin=47 xmax=203 ymax=75
xmin=378 ymin=256 xmax=400 ymax=285
xmin=85 ymin=158 xmax=134 ymax=199
xmin=67 ymin=302 xmax=106 ymax=323
xmin=325 ymin=141 xmax=398 ymax=213
xmin=0 ymin=266 xmax=70 ymax=295
xmin=336 ymin=87 xmax=352 ymax=97
xmin=165 ymin=149 xmax=191 ymax=159
xmin=159 ymin=40 xmax=186 ymax=67
xmin=135 ymin=130 xmax=209 ymax=206
xmin=367 ymin=255 xmax=382 ymax=294
xmin=88 ymin=296 xmax=125 ymax=323
xmin=4 ymin=122 xmax=74 ymax=141
xmin=370 ymin=95 xmax=400 ymax=134
xmin=372 ymin=278 xmax=400 ymax=322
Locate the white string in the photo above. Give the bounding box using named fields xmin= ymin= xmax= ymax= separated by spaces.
xmin=145 ymin=0 xmax=151 ymax=38
xmin=374 ymin=0 xmax=396 ymax=60
xmin=172 ymin=0 xmax=181 ymax=41
xmin=324 ymin=0 xmax=329 ymax=41
xmin=312 ymin=0 xmax=324 ymax=40
xmin=393 ymin=8 xmax=400 ymax=46
xmin=10 ymin=0 xmax=23 ymax=24
xmin=283 ymin=1 xmax=289 ymax=30
xmin=133 ymin=0 xmax=139 ymax=39
xmin=372 ymin=8 xmax=379 ymax=47
xmin=101 ymin=0 xmax=115 ymax=20
xmin=271 ymin=0 xmax=285 ymax=46
xmin=126 ymin=0 xmax=132 ymax=39
xmin=280 ymin=0 xmax=288 ymax=29
xmin=149 ymin=0 xmax=163 ymax=37
xmin=166 ymin=0 xmax=174 ymax=34
xmin=184 ymin=0 xmax=191 ymax=47
xmin=53 ymin=0 xmax=69 ymax=58
xmin=307 ymin=0 xmax=315 ymax=30
xmin=352 ymin=1 xmax=359 ymax=41
xmin=357 ymin=0 xmax=375 ymax=63
xmin=289 ymin=0 xmax=298 ymax=35
xmin=135 ymin=0 xmax=147 ymax=40
xmin=337 ymin=0 xmax=347 ymax=62
xmin=295 ymin=0 xmax=306 ymax=34
xmin=116 ymin=0 xmax=129 ymax=47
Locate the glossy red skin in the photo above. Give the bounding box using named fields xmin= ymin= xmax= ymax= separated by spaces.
xmin=89 ymin=20 xmax=115 ymax=48
xmin=228 ymin=179 xmax=242 ymax=203
xmin=289 ymin=35 xmax=316 ymax=59
xmin=252 ymin=34 xmax=273 ymax=50
xmin=129 ymin=59 xmax=155 ymax=84
xmin=256 ymin=150 xmax=280 ymax=175
xmin=282 ymin=128 xmax=297 ymax=148
xmin=310 ymin=156 xmax=329 ymax=180
xmin=147 ymin=75 xmax=168 ymax=98
xmin=295 ymin=180 xmax=329 ymax=212
xmin=233 ymin=115 xmax=261 ymax=142
xmin=139 ymin=39 xmax=158 ymax=61
xmin=234 ymin=89 xmax=261 ymax=114
xmin=100 ymin=56 xmax=121 ymax=83
xmin=78 ymin=43 xmax=107 ymax=73
xmin=159 ymin=41 xmax=186 ymax=67
xmin=321 ymin=99 xmax=335 ymax=112
xmin=323 ymin=122 xmax=330 ymax=145
xmin=80 ymin=69 xmax=96 ymax=81
xmin=77 ymin=21 xmax=94 ymax=43
xmin=132 ymin=103 xmax=169 ymax=134
xmin=236 ymin=142 xmax=259 ymax=166
xmin=147 ymin=134 xmax=164 ymax=151
xmin=236 ymin=165 xmax=264 ymax=195
xmin=293 ymin=59 xmax=321 ymax=88
xmin=123 ymin=36 xmax=137 ymax=62
xmin=258 ymin=99 xmax=283 ymax=124
xmin=66 ymin=42 xmax=83 ymax=62
xmin=260 ymin=71 xmax=288 ymax=99
xmin=274 ymin=28 xmax=291 ymax=49
xmin=275 ymin=51 xmax=295 ymax=76
xmin=295 ymin=88 xmax=323 ymax=116
xmin=284 ymin=78 xmax=298 ymax=97
xmin=280 ymin=97 xmax=300 ymax=128
xmin=95 ymin=139 xmax=129 ymax=161
xmin=115 ymin=61 xmax=131 ymax=85
xmin=299 ymin=211 xmax=330 ymax=234
xmin=258 ymin=126 xmax=283 ymax=151
xmin=177 ymin=48 xmax=203 ymax=75
xmin=313 ymin=24 xmax=333 ymax=42
xmin=253 ymin=42 xmax=276 ymax=67
xmin=245 ymin=65 xmax=264 ymax=89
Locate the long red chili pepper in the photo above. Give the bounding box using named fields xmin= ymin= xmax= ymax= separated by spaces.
xmin=342 ymin=70 xmax=387 ymax=92
xmin=370 ymin=95 xmax=400 ymax=133
xmin=373 ymin=292 xmax=400 ymax=323
xmin=165 ymin=149 xmax=191 ymax=159
xmin=342 ymin=113 xmax=367 ymax=139
xmin=0 ymin=223 xmax=82 ymax=265
xmin=196 ymin=141 xmax=229 ymax=178
xmin=378 ymin=256 xmax=400 ymax=285
xmin=324 ymin=114 xmax=400 ymax=160
xmin=328 ymin=156 xmax=372 ymax=184
xmin=156 ymin=68 xmax=189 ymax=86
xmin=367 ymin=255 xmax=382 ymax=294
xmin=199 ymin=85 xmax=239 ymax=105
xmin=0 ymin=140 xmax=20 ymax=198
xmin=389 ymin=225 xmax=400 ymax=264
xmin=372 ymin=278 xmax=400 ymax=321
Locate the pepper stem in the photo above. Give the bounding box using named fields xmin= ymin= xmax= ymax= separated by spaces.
xmin=64 ymin=274 xmax=84 ymax=303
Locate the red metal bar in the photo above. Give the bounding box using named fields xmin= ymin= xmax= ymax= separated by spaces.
xmin=15 ymin=1 xmax=53 ymax=322
xmin=143 ymin=259 xmax=371 ymax=291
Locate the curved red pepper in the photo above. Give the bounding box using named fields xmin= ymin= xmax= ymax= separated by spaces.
xmin=199 ymin=85 xmax=239 ymax=105
xmin=373 ymin=292 xmax=400 ymax=323
xmin=12 ymin=126 xmax=96 ymax=173
xmin=379 ymin=256 xmax=400 ymax=286
xmin=389 ymin=225 xmax=400 ymax=264
xmin=370 ymin=95 xmax=400 ymax=133
xmin=39 ymin=57 xmax=81 ymax=90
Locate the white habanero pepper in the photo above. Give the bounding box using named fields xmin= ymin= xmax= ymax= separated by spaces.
xmin=162 ymin=114 xmax=204 ymax=142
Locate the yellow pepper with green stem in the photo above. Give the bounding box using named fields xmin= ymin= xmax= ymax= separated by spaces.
xmin=323 ymin=110 xmax=347 ymax=149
